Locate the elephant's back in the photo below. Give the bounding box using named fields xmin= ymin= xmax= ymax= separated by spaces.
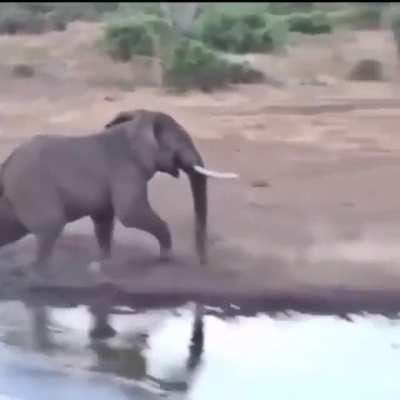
xmin=1 ymin=134 xmax=112 ymax=223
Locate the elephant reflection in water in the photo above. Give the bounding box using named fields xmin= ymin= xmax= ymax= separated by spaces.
xmin=26 ymin=302 xmax=205 ymax=394
xmin=89 ymin=302 xmax=205 ymax=392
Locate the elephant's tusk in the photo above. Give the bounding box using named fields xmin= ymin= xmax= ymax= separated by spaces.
xmin=193 ymin=165 xmax=239 ymax=179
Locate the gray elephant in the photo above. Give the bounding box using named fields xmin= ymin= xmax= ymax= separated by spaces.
xmin=0 ymin=109 xmax=237 ymax=279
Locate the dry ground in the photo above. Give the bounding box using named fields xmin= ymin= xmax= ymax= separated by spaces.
xmin=1 ymin=23 xmax=400 ymax=312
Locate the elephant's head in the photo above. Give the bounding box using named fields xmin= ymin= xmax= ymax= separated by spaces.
xmin=104 ymin=109 xmax=238 ymax=266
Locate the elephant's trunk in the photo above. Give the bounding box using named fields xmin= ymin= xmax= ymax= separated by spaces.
xmin=178 ymin=138 xmax=238 ymax=266
xmin=188 ymin=171 xmax=208 ymax=265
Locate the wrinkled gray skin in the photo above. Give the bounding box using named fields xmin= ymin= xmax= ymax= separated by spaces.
xmin=0 ymin=109 xmax=208 ymax=279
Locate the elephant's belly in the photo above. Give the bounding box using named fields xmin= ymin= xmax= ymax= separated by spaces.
xmin=56 ymin=178 xmax=112 ymax=222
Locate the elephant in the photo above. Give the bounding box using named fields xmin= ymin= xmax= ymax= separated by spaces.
xmin=0 ymin=109 xmax=238 ymax=280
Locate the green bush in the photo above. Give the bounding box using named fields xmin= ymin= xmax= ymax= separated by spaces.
xmin=92 ymin=2 xmax=119 ymax=14
xmin=226 ymin=61 xmax=265 ymax=84
xmin=103 ymin=15 xmax=175 ymax=62
xmin=198 ymin=11 xmax=287 ymax=54
xmin=267 ymin=2 xmax=314 ymax=15
xmin=0 ymin=5 xmax=47 ymax=34
xmin=17 ymin=3 xmax=54 ymax=14
xmin=0 ymin=3 xmax=112 ymax=35
xmin=163 ymin=39 xmax=264 ymax=92
xmin=102 ymin=2 xmax=164 ymax=25
xmin=104 ymin=21 xmax=154 ymax=61
xmin=286 ymin=11 xmax=332 ymax=34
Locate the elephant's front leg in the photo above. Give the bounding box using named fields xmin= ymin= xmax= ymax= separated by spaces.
xmin=92 ymin=214 xmax=114 ymax=261
xmin=88 ymin=214 xmax=115 ymax=278
xmin=112 ymin=177 xmax=172 ymax=262
xmin=119 ymin=205 xmax=172 ymax=262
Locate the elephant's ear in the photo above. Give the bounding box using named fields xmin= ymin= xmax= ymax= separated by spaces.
xmin=122 ymin=110 xmax=162 ymax=175
xmin=105 ymin=111 xmax=137 ymax=129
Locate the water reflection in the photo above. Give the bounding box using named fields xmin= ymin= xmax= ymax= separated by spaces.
xmin=29 ymin=304 xmax=53 ymax=352
xmin=1 ymin=301 xmax=400 ymax=399
xmin=0 ymin=300 xmax=205 ymax=396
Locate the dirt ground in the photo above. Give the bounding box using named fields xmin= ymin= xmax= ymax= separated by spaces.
xmin=1 ymin=23 xmax=400 ymax=314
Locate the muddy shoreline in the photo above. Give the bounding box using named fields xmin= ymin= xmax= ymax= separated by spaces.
xmin=5 ymin=274 xmax=400 ymax=319
xmin=24 ymin=284 xmax=400 ymax=319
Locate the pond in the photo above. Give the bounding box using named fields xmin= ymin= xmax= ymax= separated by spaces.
xmin=0 ymin=300 xmax=399 ymax=399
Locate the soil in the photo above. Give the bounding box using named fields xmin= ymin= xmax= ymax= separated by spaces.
xmin=1 ymin=23 xmax=400 ymax=316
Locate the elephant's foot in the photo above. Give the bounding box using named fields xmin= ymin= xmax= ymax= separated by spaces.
xmin=87 ymin=260 xmax=112 ymax=285
xmin=25 ymin=258 xmax=60 ymax=286
xmin=88 ymin=261 xmax=103 ymax=275
xmin=159 ymin=248 xmax=173 ymax=263
xmin=25 ymin=269 xmax=48 ymax=287
xmin=199 ymin=253 xmax=208 ymax=266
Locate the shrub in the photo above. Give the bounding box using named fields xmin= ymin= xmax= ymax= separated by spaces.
xmin=347 ymin=59 xmax=384 ymax=81
xmin=0 ymin=5 xmax=47 ymax=34
xmin=286 ymin=11 xmax=332 ymax=34
xmin=44 ymin=3 xmax=100 ymax=24
xmin=227 ymin=61 xmax=265 ymax=84
xmin=103 ymin=15 xmax=175 ymax=62
xmin=11 ymin=64 xmax=35 ymax=78
xmin=352 ymin=5 xmax=382 ymax=29
xmin=199 ymin=12 xmax=287 ymax=54
xmin=104 ymin=19 xmax=154 ymax=62
xmin=0 ymin=3 xmax=109 ymax=35
xmin=391 ymin=12 xmax=400 ymax=55
xmin=163 ymin=39 xmax=264 ymax=92
xmin=46 ymin=11 xmax=68 ymax=31
xmin=267 ymin=2 xmax=314 ymax=15
xmin=18 ymin=3 xmax=54 ymax=14
xmin=92 ymin=3 xmax=119 ymax=14
xmin=106 ymin=3 xmax=164 ymax=21
xmin=328 ymin=4 xmax=383 ymax=30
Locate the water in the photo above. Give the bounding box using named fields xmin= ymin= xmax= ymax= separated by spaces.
xmin=0 ymin=300 xmax=399 ymax=399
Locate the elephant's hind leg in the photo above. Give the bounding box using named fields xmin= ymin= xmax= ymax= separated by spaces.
xmin=0 ymin=197 xmax=28 ymax=247
xmin=34 ymin=226 xmax=63 ymax=274
xmin=15 ymin=202 xmax=66 ymax=279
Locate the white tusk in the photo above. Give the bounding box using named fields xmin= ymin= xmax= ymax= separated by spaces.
xmin=193 ymin=165 xmax=239 ymax=179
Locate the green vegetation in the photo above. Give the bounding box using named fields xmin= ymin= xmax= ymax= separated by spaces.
xmin=285 ymin=11 xmax=332 ymax=34
xmin=163 ymin=38 xmax=264 ymax=92
xmin=103 ymin=14 xmax=177 ymax=61
xmin=104 ymin=18 xmax=156 ymax=61
xmin=0 ymin=2 xmax=393 ymax=92
xmin=267 ymin=2 xmax=314 ymax=15
xmin=197 ymin=11 xmax=288 ymax=54
xmin=0 ymin=3 xmax=114 ymax=34
xmin=0 ymin=4 xmax=45 ymax=34
xmin=98 ymin=2 xmax=391 ymax=92
xmin=327 ymin=4 xmax=384 ymax=30
xmin=390 ymin=11 xmax=400 ymax=55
